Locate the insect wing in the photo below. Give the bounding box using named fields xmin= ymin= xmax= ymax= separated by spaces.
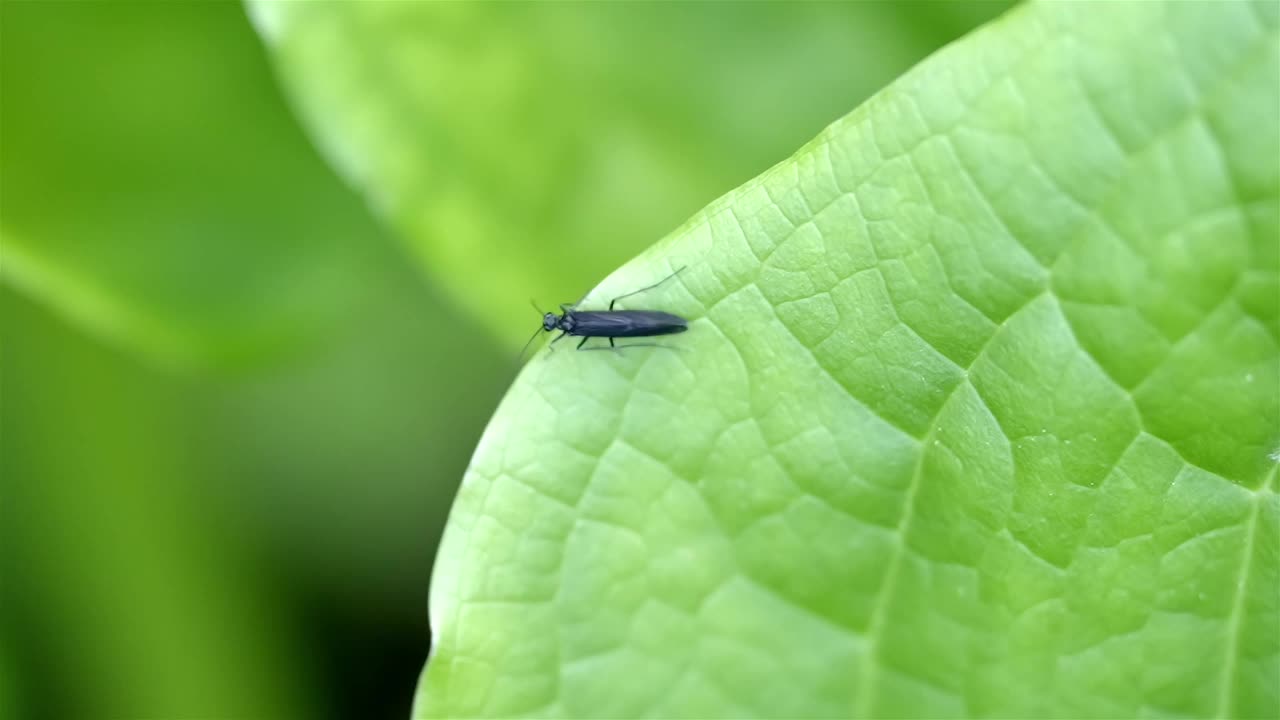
xmin=569 ymin=310 xmax=687 ymax=338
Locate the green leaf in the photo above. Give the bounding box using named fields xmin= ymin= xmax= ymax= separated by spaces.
xmin=248 ymin=1 xmax=1009 ymax=343
xmin=0 ymin=287 xmax=314 ymax=718
xmin=201 ymin=259 xmax=509 ymax=620
xmin=417 ymin=2 xmax=1279 ymax=718
xmin=0 ymin=1 xmax=384 ymax=368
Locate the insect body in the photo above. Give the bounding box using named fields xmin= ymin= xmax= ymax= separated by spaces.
xmin=542 ymin=308 xmax=688 ymax=349
xmin=524 ymin=266 xmax=689 ymax=356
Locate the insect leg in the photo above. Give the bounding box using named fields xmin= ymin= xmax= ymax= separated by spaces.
xmin=578 ymin=342 xmax=686 ymax=353
xmin=609 ymin=338 xmax=616 ymax=348
xmin=609 ymin=265 xmax=687 ymax=310
xmin=577 ymin=337 xmax=590 ymax=350
xmin=548 ymin=331 xmax=566 ymax=350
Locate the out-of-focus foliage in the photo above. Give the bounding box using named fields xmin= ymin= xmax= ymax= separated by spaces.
xmin=417 ymin=2 xmax=1279 ymax=717
xmin=250 ymin=1 xmax=1012 ymax=342
xmin=0 ymin=646 xmax=16 ymax=720
xmin=2 ymin=2 xmax=503 ymax=718
xmin=201 ymin=264 xmax=507 ymax=620
xmin=2 ymin=287 xmax=313 ymax=718
xmin=0 ymin=0 xmax=381 ymax=367
xmin=3 ymin=272 xmax=507 ymax=718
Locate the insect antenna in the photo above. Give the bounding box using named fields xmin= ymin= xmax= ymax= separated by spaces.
xmin=529 ymin=299 xmax=545 ymax=315
xmin=516 ymin=324 xmax=545 ymax=364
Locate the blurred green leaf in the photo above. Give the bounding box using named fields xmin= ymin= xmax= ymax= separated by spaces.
xmin=199 ymin=256 xmax=507 ymax=623
xmin=0 ymin=288 xmax=312 ymax=718
xmin=0 ymin=644 xmax=16 ymax=720
xmin=417 ymin=2 xmax=1279 ymax=717
xmin=249 ymin=1 xmax=1009 ymax=343
xmin=0 ymin=1 xmax=384 ymax=368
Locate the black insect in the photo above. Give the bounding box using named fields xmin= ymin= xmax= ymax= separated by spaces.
xmin=522 ymin=266 xmax=689 ymax=358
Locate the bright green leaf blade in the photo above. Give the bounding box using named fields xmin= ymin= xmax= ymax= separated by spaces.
xmin=248 ymin=1 xmax=1009 ymax=344
xmin=418 ymin=2 xmax=1279 ymax=718
xmin=0 ymin=1 xmax=382 ymax=368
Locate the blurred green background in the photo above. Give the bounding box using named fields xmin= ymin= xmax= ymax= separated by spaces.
xmin=1 ymin=2 xmax=1009 ymax=718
